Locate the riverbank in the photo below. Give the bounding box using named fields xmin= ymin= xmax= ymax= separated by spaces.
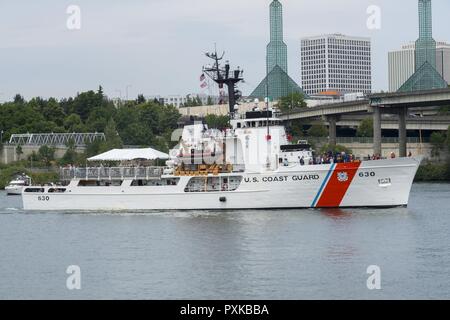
xmin=0 ymin=165 xmax=58 ymax=189
xmin=414 ymin=161 xmax=450 ymax=182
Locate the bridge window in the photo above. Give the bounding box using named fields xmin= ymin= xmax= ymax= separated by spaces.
xmin=78 ymin=180 xmax=123 ymax=187
xmin=131 ymin=178 xmax=180 ymax=186
xmin=24 ymin=188 xmax=45 ymax=193
xmin=48 ymin=188 xmax=67 ymax=193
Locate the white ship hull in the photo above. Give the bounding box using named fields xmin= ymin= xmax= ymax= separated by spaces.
xmin=22 ymin=157 xmax=421 ymax=211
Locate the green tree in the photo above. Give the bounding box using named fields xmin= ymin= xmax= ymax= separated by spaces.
xmin=288 ymin=119 xmax=308 ymax=139
xmin=60 ymin=139 xmax=78 ymax=165
xmin=207 ymin=96 xmax=214 ymax=105
xmin=64 ymin=114 xmax=85 ymax=132
xmin=0 ymin=87 xmax=180 ymax=157
xmin=16 ymin=144 xmax=23 ymax=161
xmin=276 ymin=92 xmax=307 ymax=113
xmin=115 ymin=105 xmax=146 ymax=145
xmin=86 ymin=140 xmax=104 ymax=158
xmin=38 ymin=145 xmax=55 ymax=166
xmin=13 ymin=94 xmax=25 ymax=104
xmin=430 ymin=131 xmax=446 ymax=158
xmin=136 ymin=94 xmax=146 ymax=104
xmin=159 ymin=105 xmax=181 ymax=134
xmin=184 ymin=96 xmax=193 ymax=107
xmin=139 ymin=103 xmax=161 ymax=134
xmin=97 ymin=85 xmax=104 ymax=99
xmin=103 ymin=118 xmax=123 ymax=151
xmin=447 ymin=126 xmax=450 ymax=152
xmin=195 ymin=95 xmax=203 ymax=106
xmin=150 ymin=136 xmax=169 ymax=153
xmin=439 ymin=105 xmax=450 ymax=115
xmin=28 ymin=97 xmax=66 ymax=126
xmin=357 ymin=117 xmax=374 ymax=137
xmin=307 ymin=121 xmax=328 ymax=137
xmin=204 ymin=114 xmax=230 ymax=129
xmin=28 ymin=151 xmax=40 ymax=162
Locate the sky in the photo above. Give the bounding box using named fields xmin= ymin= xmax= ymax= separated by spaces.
xmin=1 ymin=0 xmax=450 ymax=101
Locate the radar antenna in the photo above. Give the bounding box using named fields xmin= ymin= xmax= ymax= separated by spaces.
xmin=203 ymin=48 xmax=244 ymax=117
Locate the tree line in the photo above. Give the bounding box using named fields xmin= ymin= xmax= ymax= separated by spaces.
xmin=0 ymin=87 xmax=182 ymax=159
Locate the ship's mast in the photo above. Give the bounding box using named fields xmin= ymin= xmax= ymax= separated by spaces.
xmin=265 ymin=72 xmax=272 ymax=170
xmin=203 ymin=49 xmax=244 ymax=117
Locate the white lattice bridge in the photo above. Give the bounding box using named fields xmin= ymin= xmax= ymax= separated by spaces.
xmin=9 ymin=133 xmax=106 ymax=146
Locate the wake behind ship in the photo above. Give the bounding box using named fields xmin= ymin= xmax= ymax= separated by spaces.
xmin=22 ymin=109 xmax=422 ymax=211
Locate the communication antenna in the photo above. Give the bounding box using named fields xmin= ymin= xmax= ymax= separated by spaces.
xmin=203 ymin=47 xmax=244 ymax=117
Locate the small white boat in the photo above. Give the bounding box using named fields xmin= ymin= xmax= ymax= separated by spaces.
xmin=5 ymin=175 xmax=31 ymax=196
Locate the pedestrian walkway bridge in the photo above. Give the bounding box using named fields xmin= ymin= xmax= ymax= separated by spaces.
xmin=8 ymin=133 xmax=105 ymax=146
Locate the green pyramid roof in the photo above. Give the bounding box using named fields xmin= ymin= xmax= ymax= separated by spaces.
xmin=249 ymin=65 xmax=307 ymax=101
xmin=398 ymin=61 xmax=448 ymax=92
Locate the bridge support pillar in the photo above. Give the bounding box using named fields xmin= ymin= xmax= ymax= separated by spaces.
xmin=398 ymin=107 xmax=407 ymax=157
xmin=327 ymin=116 xmax=337 ymax=147
xmin=373 ymin=106 xmax=382 ymax=156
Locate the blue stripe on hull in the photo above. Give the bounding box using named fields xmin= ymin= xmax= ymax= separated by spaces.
xmin=311 ymin=163 xmax=336 ymax=208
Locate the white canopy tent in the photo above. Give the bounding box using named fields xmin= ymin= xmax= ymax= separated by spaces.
xmin=87 ymin=148 xmax=169 ymax=162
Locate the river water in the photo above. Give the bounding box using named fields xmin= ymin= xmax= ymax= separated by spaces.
xmin=0 ymin=183 xmax=449 ymax=300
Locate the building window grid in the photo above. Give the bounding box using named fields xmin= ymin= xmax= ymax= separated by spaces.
xmin=301 ymin=36 xmax=372 ymax=94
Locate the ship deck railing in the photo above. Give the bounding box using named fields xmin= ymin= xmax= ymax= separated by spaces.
xmin=60 ymin=166 xmax=167 ymax=181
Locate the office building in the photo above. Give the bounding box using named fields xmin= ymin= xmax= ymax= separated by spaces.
xmin=300 ymin=33 xmax=372 ymax=96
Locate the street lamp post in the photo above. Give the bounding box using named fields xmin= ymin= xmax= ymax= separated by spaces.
xmin=125 ymin=85 xmax=132 ymax=101
xmin=115 ymin=90 xmax=123 ymax=107
xmin=410 ymin=113 xmax=423 ymax=155
xmin=0 ymin=130 xmax=3 ymax=158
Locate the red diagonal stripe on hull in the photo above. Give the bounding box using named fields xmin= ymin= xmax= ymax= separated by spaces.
xmin=316 ymin=162 xmax=361 ymax=208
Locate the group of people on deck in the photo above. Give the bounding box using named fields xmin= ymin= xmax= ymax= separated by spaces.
xmin=367 ymin=151 xmax=413 ymax=160
xmin=282 ymin=151 xmax=356 ymax=167
xmin=314 ymin=151 xmax=356 ymax=165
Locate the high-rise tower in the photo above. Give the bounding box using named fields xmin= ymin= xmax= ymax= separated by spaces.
xmin=415 ymin=0 xmax=436 ymax=70
xmin=398 ymin=0 xmax=447 ymax=92
xmin=250 ymin=0 xmax=305 ymax=101
xmin=267 ymin=0 xmax=288 ymax=74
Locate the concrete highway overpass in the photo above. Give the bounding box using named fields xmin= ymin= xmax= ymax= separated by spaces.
xmin=332 ymin=115 xmax=450 ymax=131
xmin=281 ymin=88 xmax=450 ymax=157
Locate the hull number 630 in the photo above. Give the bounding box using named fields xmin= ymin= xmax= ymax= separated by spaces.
xmin=38 ymin=196 xmax=50 ymax=201
xmin=359 ymin=171 xmax=376 ymax=178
